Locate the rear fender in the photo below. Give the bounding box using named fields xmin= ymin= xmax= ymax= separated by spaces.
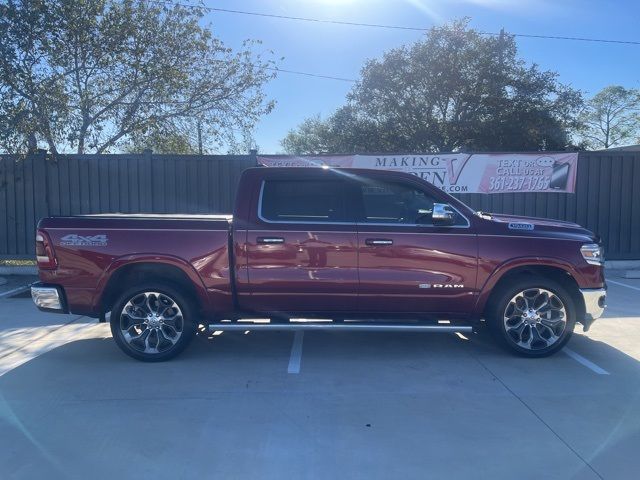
xmin=94 ymin=254 xmax=211 ymax=314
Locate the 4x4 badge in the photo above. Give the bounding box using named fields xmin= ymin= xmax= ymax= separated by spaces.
xmin=60 ymin=234 xmax=108 ymax=247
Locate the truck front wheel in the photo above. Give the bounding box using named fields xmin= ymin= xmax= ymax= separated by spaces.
xmin=487 ymin=276 xmax=576 ymax=357
xmin=110 ymin=284 xmax=197 ymax=362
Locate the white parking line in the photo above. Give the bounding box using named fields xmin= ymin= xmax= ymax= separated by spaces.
xmin=0 ymin=285 xmax=31 ymax=299
xmin=287 ymin=331 xmax=304 ymax=374
xmin=608 ymin=279 xmax=640 ymax=292
xmin=564 ymin=348 xmax=610 ymax=375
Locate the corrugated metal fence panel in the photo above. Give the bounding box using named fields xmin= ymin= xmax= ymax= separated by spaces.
xmin=1 ymin=151 xmax=640 ymax=259
xmin=0 ymin=153 xmax=256 ymax=258
xmin=453 ymin=152 xmax=640 ymax=260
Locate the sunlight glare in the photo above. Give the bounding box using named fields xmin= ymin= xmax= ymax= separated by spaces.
xmin=310 ymin=0 xmax=359 ymax=4
xmin=405 ymin=0 xmax=443 ymax=22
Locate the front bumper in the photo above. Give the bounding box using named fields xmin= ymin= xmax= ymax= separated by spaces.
xmin=31 ymin=283 xmax=67 ymax=313
xmin=579 ymin=287 xmax=606 ymax=331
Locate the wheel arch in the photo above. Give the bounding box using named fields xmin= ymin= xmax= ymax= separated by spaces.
xmin=476 ymin=260 xmax=585 ymax=320
xmin=97 ymin=257 xmax=208 ymax=317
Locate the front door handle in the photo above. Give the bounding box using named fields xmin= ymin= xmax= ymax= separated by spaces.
xmin=257 ymin=237 xmax=285 ymax=244
xmin=365 ymin=238 xmax=393 ymax=246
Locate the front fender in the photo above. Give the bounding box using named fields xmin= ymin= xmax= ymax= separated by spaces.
xmin=472 ymin=256 xmax=584 ymax=318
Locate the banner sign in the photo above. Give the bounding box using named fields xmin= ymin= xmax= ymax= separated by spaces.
xmin=258 ymin=152 xmax=578 ymax=194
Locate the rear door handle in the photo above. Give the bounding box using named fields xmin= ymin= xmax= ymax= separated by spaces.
xmin=257 ymin=237 xmax=285 ymax=244
xmin=365 ymin=238 xmax=393 ymax=246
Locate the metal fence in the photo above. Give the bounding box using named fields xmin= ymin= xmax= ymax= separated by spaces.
xmin=0 ymin=151 xmax=257 ymax=259
xmin=1 ymin=151 xmax=639 ymax=259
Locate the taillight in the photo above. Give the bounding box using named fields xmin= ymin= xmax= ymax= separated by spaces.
xmin=36 ymin=230 xmax=57 ymax=269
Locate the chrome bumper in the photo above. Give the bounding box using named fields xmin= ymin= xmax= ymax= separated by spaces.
xmin=579 ymin=287 xmax=606 ymax=331
xmin=31 ymin=284 xmax=65 ymax=312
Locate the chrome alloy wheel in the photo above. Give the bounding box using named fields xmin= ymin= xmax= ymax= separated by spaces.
xmin=503 ymin=288 xmax=567 ymax=350
xmin=119 ymin=291 xmax=184 ymax=354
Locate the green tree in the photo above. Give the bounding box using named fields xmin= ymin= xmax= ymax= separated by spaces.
xmin=0 ymin=0 xmax=275 ymax=154
xmin=281 ymin=115 xmax=331 ymax=154
xmin=282 ymin=19 xmax=582 ymax=154
xmin=578 ymin=86 xmax=640 ymax=149
xmin=125 ymin=125 xmax=199 ymax=155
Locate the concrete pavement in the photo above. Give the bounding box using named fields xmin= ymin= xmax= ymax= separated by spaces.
xmin=1 ymin=280 xmax=640 ymax=479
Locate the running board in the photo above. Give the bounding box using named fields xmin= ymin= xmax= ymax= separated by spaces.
xmin=207 ymin=322 xmax=473 ymax=333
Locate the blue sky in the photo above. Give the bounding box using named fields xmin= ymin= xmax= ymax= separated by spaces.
xmin=206 ymin=0 xmax=640 ymax=153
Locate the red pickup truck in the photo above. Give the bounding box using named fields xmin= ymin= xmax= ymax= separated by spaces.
xmin=31 ymin=167 xmax=606 ymax=361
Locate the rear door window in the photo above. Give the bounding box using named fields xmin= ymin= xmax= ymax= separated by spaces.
xmin=260 ymin=179 xmax=351 ymax=223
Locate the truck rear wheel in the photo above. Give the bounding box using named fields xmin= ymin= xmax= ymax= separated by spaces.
xmin=110 ymin=283 xmax=197 ymax=362
xmin=486 ymin=276 xmax=576 ymax=357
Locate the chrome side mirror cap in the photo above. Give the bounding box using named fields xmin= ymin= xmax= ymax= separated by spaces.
xmin=432 ymin=203 xmax=455 ymax=225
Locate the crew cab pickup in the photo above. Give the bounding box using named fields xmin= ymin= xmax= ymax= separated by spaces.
xmin=32 ymin=167 xmax=606 ymax=361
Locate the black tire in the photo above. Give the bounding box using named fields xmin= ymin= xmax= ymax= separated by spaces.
xmin=110 ymin=283 xmax=197 ymax=362
xmin=486 ymin=275 xmax=576 ymax=357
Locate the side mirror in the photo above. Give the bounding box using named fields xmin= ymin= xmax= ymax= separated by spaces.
xmin=431 ymin=203 xmax=455 ymax=225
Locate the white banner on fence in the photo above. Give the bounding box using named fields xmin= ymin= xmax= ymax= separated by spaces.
xmin=258 ymin=152 xmax=578 ymax=194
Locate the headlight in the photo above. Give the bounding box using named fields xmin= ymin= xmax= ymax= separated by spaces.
xmin=581 ymin=243 xmax=604 ymax=266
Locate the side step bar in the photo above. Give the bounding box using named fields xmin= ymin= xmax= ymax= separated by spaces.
xmin=207 ymin=322 xmax=473 ymax=333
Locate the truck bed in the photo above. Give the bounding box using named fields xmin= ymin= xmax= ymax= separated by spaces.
xmin=37 ymin=213 xmax=234 ymax=317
